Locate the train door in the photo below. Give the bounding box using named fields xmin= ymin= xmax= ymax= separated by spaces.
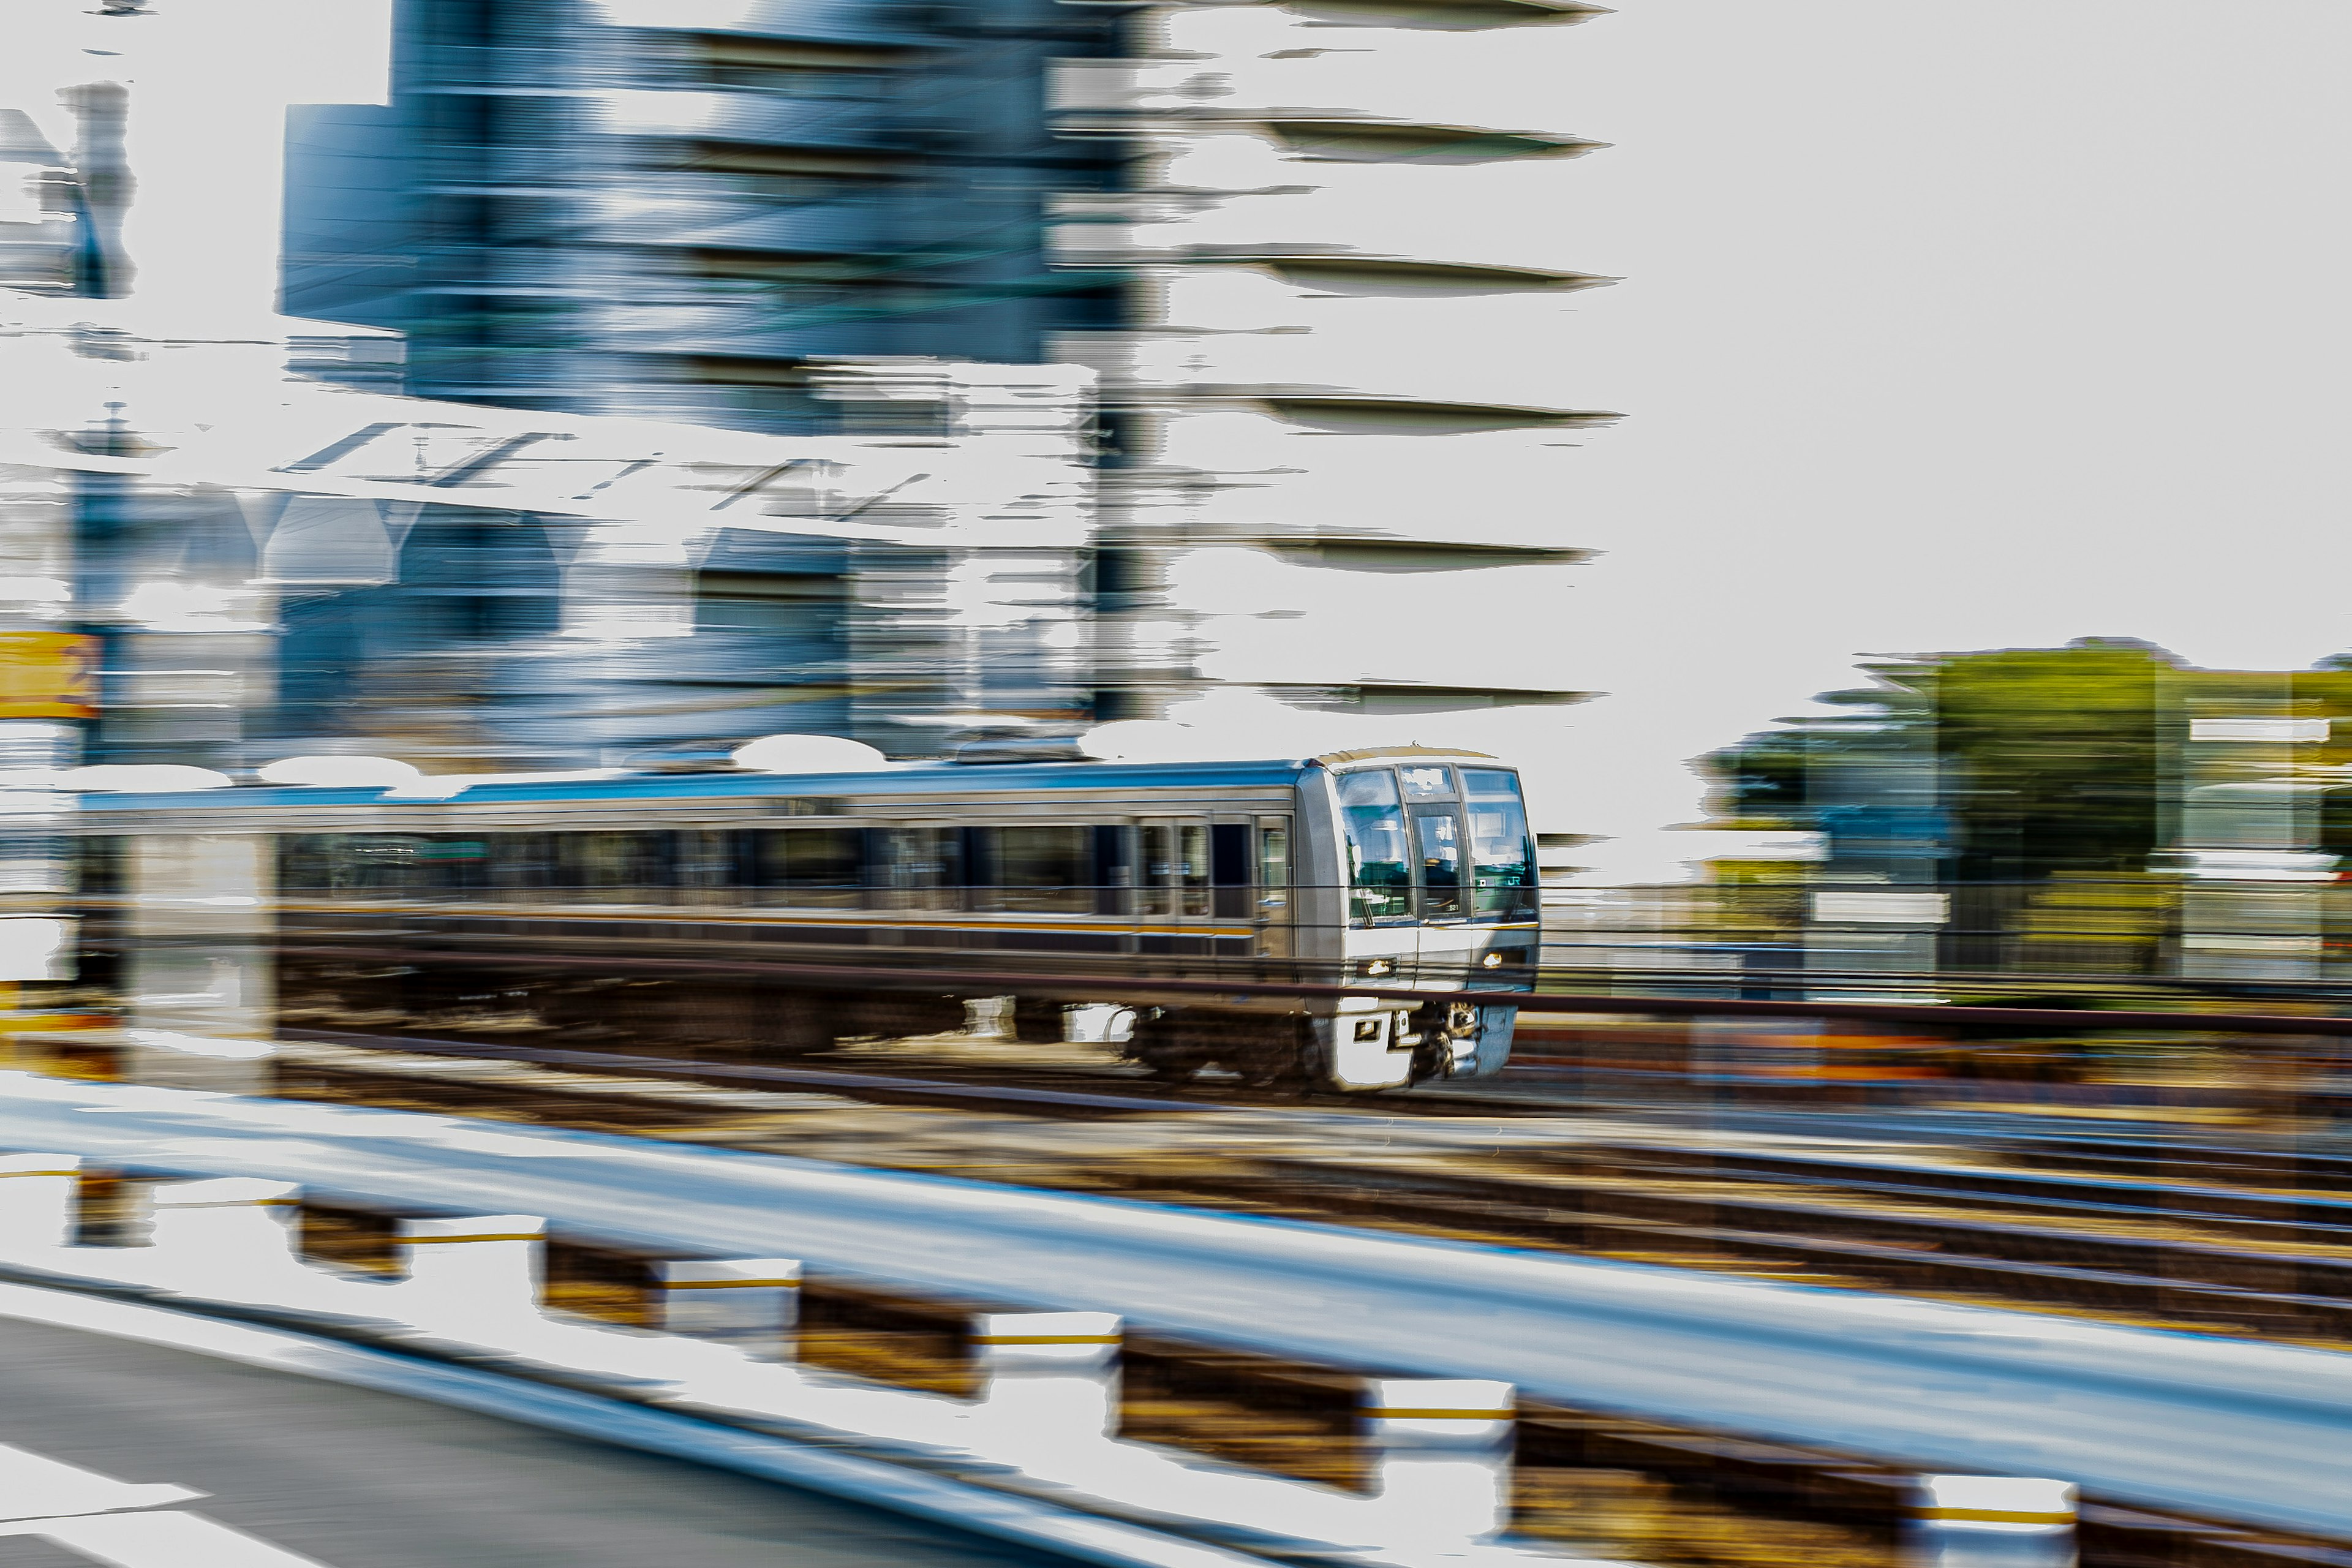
xmin=1136 ymin=816 xmax=1213 ymax=953
xmin=1255 ymin=815 xmax=1293 ymax=961
xmin=1330 ymin=766 xmax=1419 ymax=1088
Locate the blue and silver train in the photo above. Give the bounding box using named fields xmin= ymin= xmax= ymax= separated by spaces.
xmin=78 ymin=745 xmax=1537 ymax=1091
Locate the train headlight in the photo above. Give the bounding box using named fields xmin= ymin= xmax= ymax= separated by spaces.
xmin=1481 ymin=951 xmax=1502 ymax=968
xmin=1360 ymin=958 xmax=1393 ymax=978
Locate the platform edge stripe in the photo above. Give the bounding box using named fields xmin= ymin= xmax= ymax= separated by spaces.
xmin=0 ymin=1280 xmax=1278 ymax=1568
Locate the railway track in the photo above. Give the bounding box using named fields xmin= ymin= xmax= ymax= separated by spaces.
xmin=42 ymin=1009 xmax=2352 ymax=1344
xmin=77 ymin=1022 xmax=2352 ymax=1354
xmin=1164 ymin=1144 xmax=2352 ymax=1346
xmin=277 ymin=1026 xmax=1234 ymax=1118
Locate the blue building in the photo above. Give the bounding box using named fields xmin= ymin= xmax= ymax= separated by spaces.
xmin=282 ymin=0 xmax=1129 ymax=434
xmin=254 ymin=1 xmax=1131 ymax=766
xmin=6 ymin=0 xmax=1606 ymax=778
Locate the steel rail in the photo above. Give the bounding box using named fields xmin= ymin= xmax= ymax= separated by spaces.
xmin=267 ymin=1029 xmax=2352 ymax=1344
xmin=278 ymin=1027 xmax=1223 ymax=1117
xmin=271 ymin=944 xmax=2352 ymax=1036
xmin=269 ymin=1028 xmax=2352 ymax=1340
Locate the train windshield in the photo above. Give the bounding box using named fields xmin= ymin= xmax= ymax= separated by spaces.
xmin=1337 ymin=769 xmax=1412 ymax=923
xmin=1463 ymin=769 xmax=1537 ymax=920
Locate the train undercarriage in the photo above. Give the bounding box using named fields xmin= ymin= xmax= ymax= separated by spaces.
xmin=268 ymin=946 xmax=1509 ymax=1094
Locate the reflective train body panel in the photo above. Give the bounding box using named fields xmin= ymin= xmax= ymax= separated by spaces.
xmin=74 ymin=746 xmax=1537 ymax=1091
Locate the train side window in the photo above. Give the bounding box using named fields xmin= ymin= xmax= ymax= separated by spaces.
xmin=1210 ymin=823 xmax=1250 ymax=919
xmin=419 ymin=837 xmax=489 ymax=894
xmin=489 ymin=832 xmax=561 ymax=899
xmin=1094 ymin=824 xmax=1128 ymax=917
xmin=976 ymin=825 xmax=1092 ymax=915
xmin=349 ymin=835 xmax=429 ymax=897
xmin=276 ymin=835 xmax=327 ymax=895
xmin=318 ymin=834 xmax=377 ymax=897
xmin=1256 ymin=818 xmax=1290 ymax=910
xmin=755 ymin=827 xmax=865 ymax=908
xmin=1336 ymin=769 xmax=1411 ymax=925
xmin=674 ymin=829 xmax=736 ymax=901
xmin=560 ymin=832 xmax=675 ymax=900
xmin=874 ymin=826 xmax=960 ymax=911
xmin=1138 ymin=823 xmax=1172 ymax=918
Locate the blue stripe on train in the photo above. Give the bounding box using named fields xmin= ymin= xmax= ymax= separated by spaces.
xmin=76 ymin=758 xmax=1321 ymax=814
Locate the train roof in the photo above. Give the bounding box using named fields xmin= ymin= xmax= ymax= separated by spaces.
xmin=72 ymin=747 xmax=1508 ymax=816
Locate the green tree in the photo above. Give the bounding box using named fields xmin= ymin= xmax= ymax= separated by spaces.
xmin=1707 ymin=638 xmax=2181 ymax=883
xmin=1931 ymin=639 xmax=2175 ymax=881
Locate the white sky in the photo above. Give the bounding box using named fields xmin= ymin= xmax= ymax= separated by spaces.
xmin=1504 ymin=0 xmax=2352 ymax=875
xmin=0 ymin=1 xmax=388 ymax=324
xmin=14 ymin=0 xmax=2345 ymax=879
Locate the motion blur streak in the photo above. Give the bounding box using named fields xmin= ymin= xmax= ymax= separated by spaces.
xmin=7 ymin=3 xmax=2352 ymax=1568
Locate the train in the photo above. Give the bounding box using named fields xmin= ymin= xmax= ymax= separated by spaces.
xmin=74 ymin=744 xmax=1539 ymax=1092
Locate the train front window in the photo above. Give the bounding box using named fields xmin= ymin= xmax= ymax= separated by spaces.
xmin=1463 ymin=769 xmax=1537 ymax=920
xmin=1398 ymin=764 xmax=1455 ymax=801
xmin=1337 ymin=769 xmax=1412 ymax=924
xmin=1413 ymin=810 xmax=1464 ymax=917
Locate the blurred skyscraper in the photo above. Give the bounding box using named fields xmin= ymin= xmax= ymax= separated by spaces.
xmin=1053 ymin=0 xmax=1610 ymax=723
xmin=280 ymin=0 xmax=1610 ymax=747
xmin=282 ymin=0 xmax=1128 ymax=432
xmin=267 ymin=2 xmax=1122 ymax=764
xmin=269 ymin=0 xmax=1127 ymax=766
xmin=0 ymin=1 xmax=1104 ymax=772
xmin=3 ymin=0 xmax=1612 ymax=778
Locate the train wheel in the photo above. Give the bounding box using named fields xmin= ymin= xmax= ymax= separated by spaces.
xmin=1408 ymin=1019 xmax=1454 ymax=1083
xmin=1122 ymin=1011 xmax=1200 ymax=1084
xmin=1238 ymin=1061 xmax=1307 ymax=1095
xmin=1219 ymin=1017 xmax=1311 ymax=1094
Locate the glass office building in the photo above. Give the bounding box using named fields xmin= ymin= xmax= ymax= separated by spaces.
xmin=282 ymin=0 xmax=1129 ymax=434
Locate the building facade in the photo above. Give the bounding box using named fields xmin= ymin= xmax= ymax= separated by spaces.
xmin=280 ymin=0 xmax=1615 ymax=755
xmin=283 ymin=0 xmax=1129 ymax=433
xmin=3 ymin=0 xmax=1616 ymax=777
xmin=1054 ymin=0 xmax=1610 ymax=723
